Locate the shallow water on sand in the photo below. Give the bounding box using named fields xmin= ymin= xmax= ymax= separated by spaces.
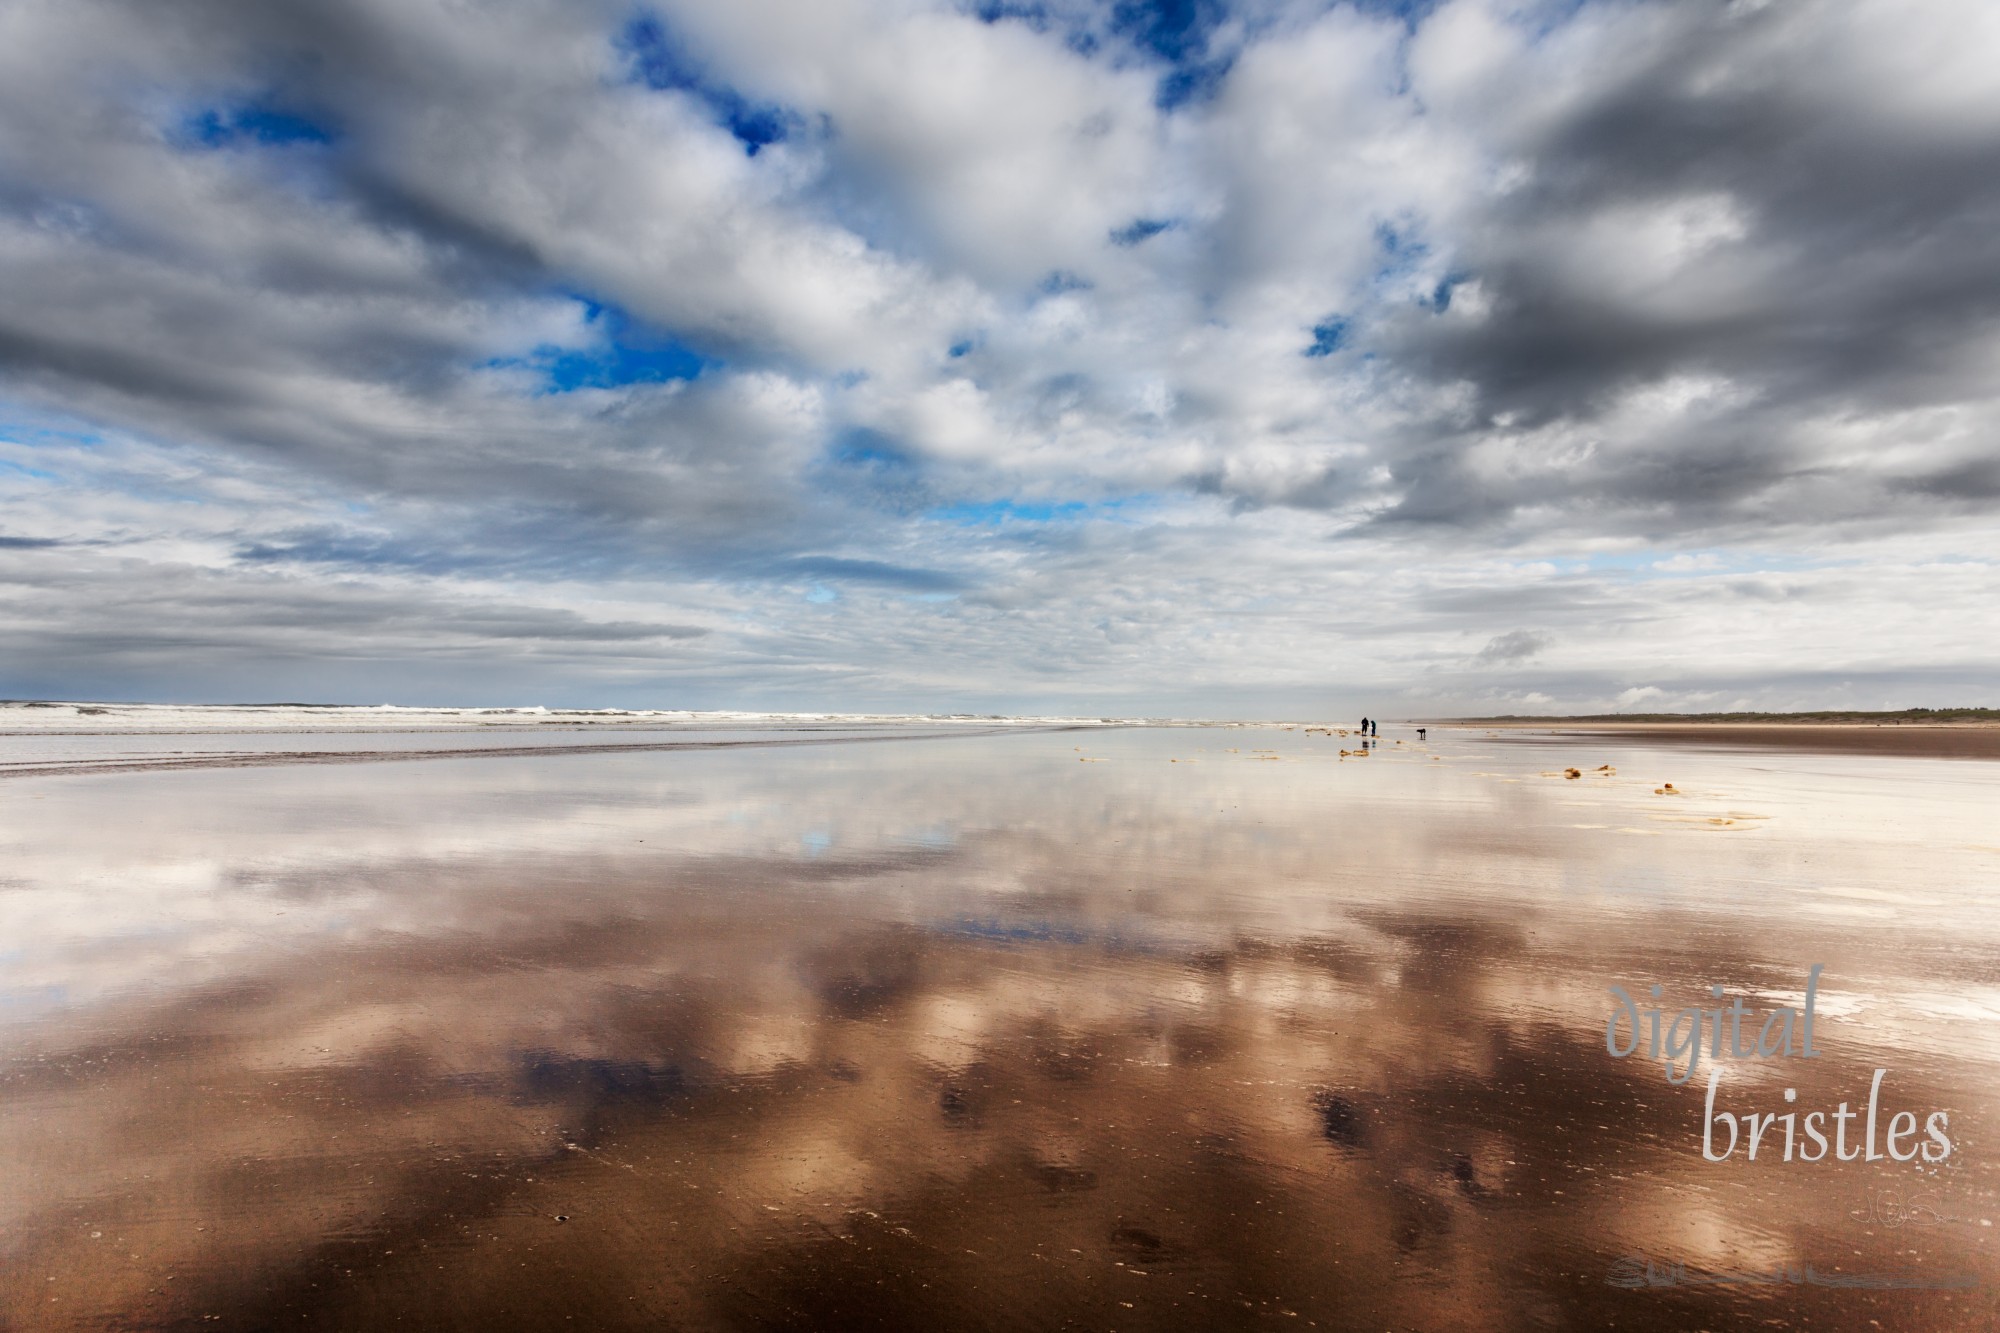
xmin=1 ymin=726 xmax=1995 ymax=1330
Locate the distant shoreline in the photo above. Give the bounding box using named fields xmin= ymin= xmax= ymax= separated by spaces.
xmin=1444 ymin=716 xmax=2000 ymax=760
xmin=1439 ymin=709 xmax=1998 ymax=724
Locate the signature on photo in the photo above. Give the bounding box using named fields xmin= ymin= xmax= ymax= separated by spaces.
xmin=1849 ymin=1183 xmax=1970 ymax=1229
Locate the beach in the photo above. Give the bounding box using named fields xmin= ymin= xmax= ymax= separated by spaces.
xmin=1 ymin=714 xmax=1995 ymax=1329
xmin=1458 ymin=719 xmax=2000 ymax=762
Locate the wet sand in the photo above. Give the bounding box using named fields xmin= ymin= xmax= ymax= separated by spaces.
xmin=1455 ymin=720 xmax=2000 ymax=761
xmin=1 ymin=726 xmax=1995 ymax=1329
xmin=0 ymin=724 xmax=1072 ymax=780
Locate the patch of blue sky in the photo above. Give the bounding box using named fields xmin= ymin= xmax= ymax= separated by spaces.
xmin=970 ymin=1 xmax=1052 ymax=29
xmin=1422 ymin=273 xmax=1468 ymax=313
xmin=0 ymin=406 xmax=107 ymax=449
xmin=814 ymin=430 xmax=935 ymax=517
xmin=804 ymin=586 xmax=837 ymax=604
xmin=0 ymin=438 xmax=205 ymax=505
xmin=778 ymin=556 xmax=965 ymax=592
xmin=967 ymin=2 xmax=1107 ymax=58
xmin=618 ymin=14 xmax=801 ymax=156
xmin=185 ymin=102 xmax=335 ymax=150
xmin=1347 ymin=0 xmax=1446 ymax=28
xmin=930 ymin=498 xmax=1089 ymax=525
xmin=1067 ymin=27 xmax=1104 ymax=58
xmin=1112 ymin=0 xmax=1227 ymax=63
xmin=947 ymin=334 xmax=982 ymax=359
xmin=1109 ymin=216 xmax=1178 ymax=247
xmin=1154 ymin=55 xmax=1234 ymax=110
xmin=0 ymin=459 xmax=62 ymax=482
xmin=537 ymin=339 xmax=707 ymax=392
xmin=977 ymin=1 xmax=1266 ymax=109
xmin=490 ymin=298 xmax=713 ymax=394
xmin=1110 ymin=0 xmax=1236 ymax=109
xmin=928 ymin=495 xmax=1156 ymax=526
xmin=1519 ymin=0 xmax=1593 ymax=42
xmin=1366 ymin=218 xmax=1470 ymax=312
xmin=1037 ymin=270 xmax=1093 ymax=296
xmin=1303 ymin=315 xmax=1349 ymax=357
xmin=1372 ymin=218 xmax=1431 ymax=275
xmin=828 ymin=427 xmax=916 ymax=470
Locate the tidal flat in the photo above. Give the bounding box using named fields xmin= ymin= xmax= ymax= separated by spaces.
xmin=1 ymin=720 xmax=1995 ymax=1330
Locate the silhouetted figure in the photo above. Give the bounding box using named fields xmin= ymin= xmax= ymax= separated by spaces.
xmin=1416 ymin=727 xmax=1427 ymax=741
xmin=1369 ymin=718 xmax=1378 ymax=737
xmin=1360 ymin=716 xmax=1370 ymax=736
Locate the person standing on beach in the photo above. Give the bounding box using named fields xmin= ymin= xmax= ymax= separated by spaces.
xmin=1416 ymin=727 xmax=1427 ymax=741
xmin=1360 ymin=716 xmax=1370 ymax=737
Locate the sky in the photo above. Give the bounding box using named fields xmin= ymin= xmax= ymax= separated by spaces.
xmin=1 ymin=0 xmax=1996 ymax=717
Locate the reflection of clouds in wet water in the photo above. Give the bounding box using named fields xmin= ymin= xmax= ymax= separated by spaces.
xmin=0 ymin=727 xmax=1996 ymax=1328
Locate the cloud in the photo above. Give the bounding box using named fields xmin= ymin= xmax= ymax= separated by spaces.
xmin=1473 ymin=629 xmax=1550 ymax=665
xmin=767 ymin=556 xmax=970 ymax=592
xmin=0 ymin=0 xmax=1995 ymax=711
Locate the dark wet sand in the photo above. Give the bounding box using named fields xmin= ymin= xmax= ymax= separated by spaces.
xmin=1462 ymin=721 xmax=2000 ymax=761
xmin=1 ymin=726 xmax=1995 ymax=1330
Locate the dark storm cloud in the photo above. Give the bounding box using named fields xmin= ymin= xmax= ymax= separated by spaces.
xmin=1365 ymin=0 xmax=2000 ymax=534
xmin=1447 ymin=20 xmax=2000 ymax=414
